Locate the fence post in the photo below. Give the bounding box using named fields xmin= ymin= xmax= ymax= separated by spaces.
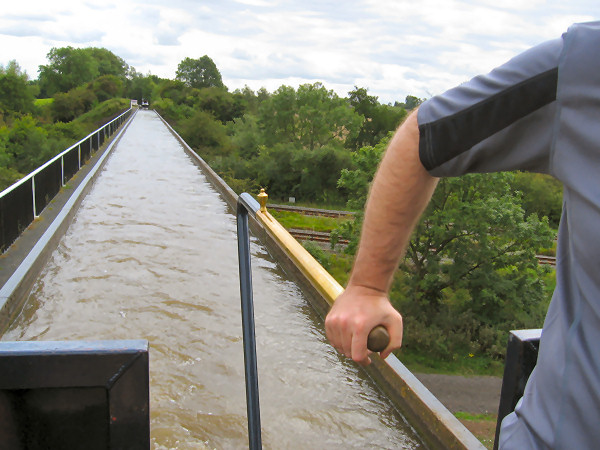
xmin=31 ymin=177 xmax=37 ymax=218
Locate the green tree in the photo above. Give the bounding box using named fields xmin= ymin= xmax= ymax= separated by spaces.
xmin=5 ymin=115 xmax=58 ymax=173
xmin=0 ymin=61 xmax=35 ymax=117
xmin=258 ymin=83 xmax=363 ymax=150
xmin=176 ymin=56 xmax=224 ymax=89
xmin=38 ymin=47 xmax=128 ymax=97
xmin=178 ymin=109 xmax=231 ymax=159
xmin=337 ymin=133 xmax=391 ymax=210
xmin=39 ymin=47 xmax=99 ymax=96
xmin=512 ymin=172 xmax=563 ymax=228
xmin=88 ymin=48 xmax=128 ymax=78
xmin=396 ymin=173 xmax=553 ymax=360
xmin=0 ymin=126 xmax=22 ymax=189
xmin=193 ymin=87 xmax=239 ymax=123
xmin=51 ymin=86 xmax=97 ymax=122
xmin=258 ymin=85 xmax=297 ymax=146
xmin=296 ymin=83 xmax=362 ymax=150
xmin=396 ymin=95 xmax=425 ymax=110
xmin=126 ymin=72 xmax=158 ymax=103
xmin=347 ymin=86 xmax=407 ymax=149
xmin=89 ymin=75 xmax=124 ymax=102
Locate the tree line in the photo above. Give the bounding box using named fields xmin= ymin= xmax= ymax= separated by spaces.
xmin=0 ymin=46 xmax=563 ymax=371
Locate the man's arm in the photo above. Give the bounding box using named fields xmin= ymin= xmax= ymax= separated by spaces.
xmin=325 ymin=111 xmax=438 ymax=365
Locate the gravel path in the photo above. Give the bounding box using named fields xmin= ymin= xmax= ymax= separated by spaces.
xmin=415 ymin=373 xmax=502 ymax=415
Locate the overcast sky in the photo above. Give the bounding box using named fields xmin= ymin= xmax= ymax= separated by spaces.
xmin=0 ymin=1 xmax=597 ymax=103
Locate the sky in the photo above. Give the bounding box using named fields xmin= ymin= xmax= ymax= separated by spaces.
xmin=0 ymin=0 xmax=597 ymax=104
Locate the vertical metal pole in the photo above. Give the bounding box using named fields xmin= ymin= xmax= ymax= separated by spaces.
xmin=78 ymin=144 xmax=81 ymax=169
xmin=61 ymin=156 xmax=65 ymax=186
xmin=236 ymin=194 xmax=262 ymax=450
xmin=31 ymin=176 xmax=37 ymax=218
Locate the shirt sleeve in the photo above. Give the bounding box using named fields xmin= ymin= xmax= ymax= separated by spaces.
xmin=417 ymin=37 xmax=564 ymax=177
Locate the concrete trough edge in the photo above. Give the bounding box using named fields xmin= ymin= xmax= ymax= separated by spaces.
xmin=0 ymin=110 xmax=138 ymax=333
xmin=157 ymin=111 xmax=485 ymax=450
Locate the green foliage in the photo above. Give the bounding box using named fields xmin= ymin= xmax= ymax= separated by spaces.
xmin=233 ymin=86 xmax=270 ymax=115
xmin=394 ymin=173 xmax=553 ymax=361
xmin=126 ymin=73 xmax=158 ymax=103
xmin=396 ymin=95 xmax=425 ymax=111
xmin=0 ymin=61 xmax=35 ymax=117
xmin=72 ymin=98 xmax=130 ymax=129
xmin=193 ymin=87 xmax=243 ymax=123
xmin=228 ymin=114 xmax=262 ymax=159
xmin=337 ymin=133 xmax=391 ymax=209
xmin=512 ymin=172 xmax=562 ymax=228
xmin=347 ymin=86 xmax=407 ymax=149
xmin=177 ymin=109 xmax=231 ymax=159
xmin=38 ymin=47 xmax=127 ymax=97
xmin=176 ymin=56 xmax=224 ymax=89
xmin=3 ymin=115 xmax=56 ymax=173
xmin=220 ymin=172 xmax=261 ymax=195
xmin=51 ymin=87 xmax=97 ymax=122
xmin=89 ymin=75 xmax=124 ymax=102
xmin=152 ymin=98 xmax=194 ymax=124
xmin=259 ymin=83 xmax=363 ymax=150
xmin=302 ymin=241 xmax=330 ymax=270
xmin=156 ymin=80 xmax=190 ymax=104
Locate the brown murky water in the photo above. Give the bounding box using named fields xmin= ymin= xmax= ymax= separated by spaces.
xmin=2 ymin=111 xmax=423 ymax=449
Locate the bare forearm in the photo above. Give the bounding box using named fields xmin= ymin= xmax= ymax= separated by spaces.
xmin=349 ymin=111 xmax=438 ymax=293
xmin=325 ymin=111 xmax=437 ymax=365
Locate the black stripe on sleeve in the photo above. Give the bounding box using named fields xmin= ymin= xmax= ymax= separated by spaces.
xmin=419 ymin=67 xmax=558 ymax=171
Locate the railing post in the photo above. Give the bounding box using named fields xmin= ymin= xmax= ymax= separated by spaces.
xmin=236 ymin=192 xmax=262 ymax=450
xmin=31 ymin=176 xmax=37 ymax=218
xmin=78 ymin=144 xmax=81 ymax=169
xmin=494 ymin=329 xmax=541 ymax=449
xmin=61 ymin=155 xmax=65 ymax=186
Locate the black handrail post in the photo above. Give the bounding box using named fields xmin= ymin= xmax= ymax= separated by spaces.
xmin=236 ymin=192 xmax=262 ymax=450
xmin=494 ymin=329 xmax=541 ymax=449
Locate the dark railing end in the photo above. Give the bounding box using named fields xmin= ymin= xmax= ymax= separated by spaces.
xmin=238 ymin=192 xmax=260 ymax=217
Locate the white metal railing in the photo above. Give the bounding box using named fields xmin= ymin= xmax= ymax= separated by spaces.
xmin=0 ymin=108 xmax=133 ymax=252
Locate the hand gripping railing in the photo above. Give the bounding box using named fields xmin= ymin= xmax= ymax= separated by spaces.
xmin=236 ymin=193 xmax=262 ymax=450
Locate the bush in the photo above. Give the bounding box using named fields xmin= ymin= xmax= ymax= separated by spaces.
xmin=302 ymin=240 xmax=330 ymax=270
xmin=51 ymin=86 xmax=97 ymax=122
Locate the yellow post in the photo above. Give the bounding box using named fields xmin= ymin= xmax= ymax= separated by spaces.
xmin=257 ymin=188 xmax=268 ymax=213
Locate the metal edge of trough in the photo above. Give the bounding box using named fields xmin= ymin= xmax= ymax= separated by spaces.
xmin=157 ymin=111 xmax=485 ymax=450
xmin=0 ymin=110 xmax=138 ymax=334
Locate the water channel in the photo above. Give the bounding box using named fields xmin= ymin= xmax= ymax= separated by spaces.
xmin=2 ymin=110 xmax=423 ymax=449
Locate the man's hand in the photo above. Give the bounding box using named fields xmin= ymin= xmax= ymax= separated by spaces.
xmin=325 ymin=285 xmax=403 ymax=366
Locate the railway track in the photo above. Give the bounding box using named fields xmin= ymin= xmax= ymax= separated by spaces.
xmin=275 ymin=204 xmax=557 ymax=267
xmin=536 ymin=255 xmax=556 ymax=266
xmin=268 ymin=204 xmax=354 ymax=219
xmin=289 ymin=228 xmax=557 ymax=267
xmin=289 ymin=229 xmax=349 ymax=245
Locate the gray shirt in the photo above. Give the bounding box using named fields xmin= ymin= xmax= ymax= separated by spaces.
xmin=418 ymin=21 xmax=600 ymax=449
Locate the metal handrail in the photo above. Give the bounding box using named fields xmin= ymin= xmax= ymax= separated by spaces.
xmin=0 ymin=108 xmax=131 ymax=199
xmin=0 ymin=108 xmax=133 ymax=253
xmin=236 ymin=193 xmax=262 ymax=450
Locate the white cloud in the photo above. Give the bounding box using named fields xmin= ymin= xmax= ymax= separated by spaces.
xmin=0 ymin=0 xmax=598 ymax=102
